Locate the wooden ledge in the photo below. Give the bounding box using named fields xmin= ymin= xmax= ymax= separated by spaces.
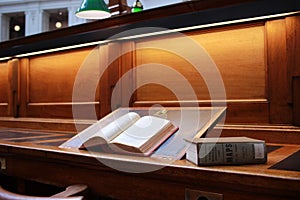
xmin=210 ymin=124 xmax=300 ymax=144
xmin=0 ymin=117 xmax=95 ymax=132
xmin=0 ymin=116 xmax=299 ymax=144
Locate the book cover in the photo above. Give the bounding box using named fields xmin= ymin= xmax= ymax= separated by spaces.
xmin=186 ymin=137 xmax=267 ymax=166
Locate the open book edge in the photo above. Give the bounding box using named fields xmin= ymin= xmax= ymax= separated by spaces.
xmin=81 ymin=125 xmax=178 ymax=156
xmin=78 ymin=113 xmax=178 ymax=156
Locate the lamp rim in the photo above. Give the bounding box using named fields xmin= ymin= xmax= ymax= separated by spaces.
xmin=76 ymin=10 xmax=111 ymax=19
xmin=76 ymin=0 xmax=111 ymax=19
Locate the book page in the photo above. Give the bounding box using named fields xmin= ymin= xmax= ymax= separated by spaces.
xmin=111 ymin=116 xmax=170 ymax=149
xmin=93 ymin=112 xmax=141 ymax=141
xmin=58 ymin=112 xmax=140 ymax=148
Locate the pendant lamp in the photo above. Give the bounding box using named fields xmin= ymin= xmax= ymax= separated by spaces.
xmin=131 ymin=0 xmax=143 ymax=13
xmin=76 ymin=0 xmax=111 ymax=19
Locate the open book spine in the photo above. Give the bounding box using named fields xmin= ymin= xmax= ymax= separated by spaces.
xmin=101 ymin=125 xmax=179 ymax=156
xmin=136 ymin=125 xmax=179 ymax=156
xmin=186 ymin=140 xmax=267 ymax=166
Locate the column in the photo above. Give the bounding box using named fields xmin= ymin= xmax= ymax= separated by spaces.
xmin=25 ymin=9 xmax=43 ymax=36
xmin=42 ymin=10 xmax=50 ymax=32
xmin=0 ymin=14 xmax=9 ymax=42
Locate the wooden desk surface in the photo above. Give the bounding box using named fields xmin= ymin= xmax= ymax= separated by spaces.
xmin=0 ymin=127 xmax=299 ymax=200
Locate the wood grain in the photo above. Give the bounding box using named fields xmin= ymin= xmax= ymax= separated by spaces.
xmin=18 ymin=47 xmax=101 ymax=119
xmin=134 ymin=23 xmax=268 ymax=123
xmin=286 ymin=16 xmax=300 ymax=78
xmin=0 ymin=117 xmax=94 ymax=132
xmin=7 ymin=59 xmax=20 ymax=117
xmin=136 ymin=24 xmax=265 ymax=100
xmin=0 ymin=61 xmax=9 ymax=117
xmin=286 ymin=16 xmax=300 ymax=125
xmin=28 ymin=49 xmax=93 ymax=103
xmin=210 ymin=124 xmax=300 ymax=144
xmin=0 ymin=12 xmax=299 ymax=135
xmin=293 ymin=77 xmax=300 ymax=126
xmin=0 ymin=138 xmax=299 ymax=200
xmin=266 ymin=19 xmax=293 ymax=124
xmin=98 ymin=44 xmax=111 ymax=118
xmin=120 ymin=41 xmax=136 ymax=108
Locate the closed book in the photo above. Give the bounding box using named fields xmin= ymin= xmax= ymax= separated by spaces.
xmin=186 ymin=137 xmax=267 ymax=166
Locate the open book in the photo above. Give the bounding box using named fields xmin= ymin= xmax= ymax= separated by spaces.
xmin=61 ymin=112 xmax=178 ymax=156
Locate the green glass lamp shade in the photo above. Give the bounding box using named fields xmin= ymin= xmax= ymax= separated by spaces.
xmin=132 ymin=0 xmax=143 ymax=13
xmin=76 ymin=0 xmax=111 ymax=19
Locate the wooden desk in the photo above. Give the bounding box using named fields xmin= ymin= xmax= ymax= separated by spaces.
xmin=0 ymin=128 xmax=299 ymax=200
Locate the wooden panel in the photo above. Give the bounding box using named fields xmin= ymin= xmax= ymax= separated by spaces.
xmin=286 ymin=15 xmax=300 ymax=77
xmin=135 ymin=23 xmax=268 ymax=123
xmin=20 ymin=47 xmax=101 ymax=119
xmin=293 ymin=77 xmax=300 ymax=126
xmin=99 ymin=41 xmax=136 ymax=117
xmin=120 ymin=41 xmax=136 ymax=107
xmin=286 ymin=16 xmax=300 ymax=125
xmin=7 ymin=59 xmax=20 ymax=117
xmin=0 ymin=61 xmax=9 ymax=116
xmin=135 ymin=24 xmax=266 ymax=101
xmin=107 ymin=42 xmax=121 ymax=111
xmin=28 ymin=49 xmax=93 ymax=102
xmin=98 ymin=44 xmax=110 ymax=118
xmin=286 ymin=16 xmax=298 ymax=103
xmin=294 ymin=16 xmax=300 ymax=77
xmin=189 ymin=24 xmax=266 ymax=100
xmin=98 ymin=42 xmax=128 ymax=117
xmin=266 ymin=19 xmax=293 ymax=124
